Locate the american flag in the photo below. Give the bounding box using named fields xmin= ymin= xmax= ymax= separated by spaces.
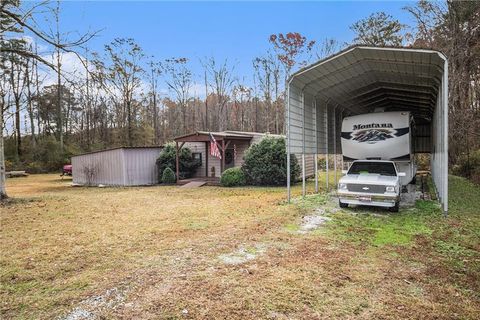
xmin=210 ymin=133 xmax=222 ymax=159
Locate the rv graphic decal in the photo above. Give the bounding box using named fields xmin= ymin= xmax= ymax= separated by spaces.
xmin=341 ymin=127 xmax=409 ymax=144
xmin=353 ymin=129 xmax=394 ymax=143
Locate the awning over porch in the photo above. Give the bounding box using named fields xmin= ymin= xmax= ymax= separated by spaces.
xmin=174 ymin=131 xmax=254 ymax=142
xmin=173 ymin=131 xmax=255 ymax=182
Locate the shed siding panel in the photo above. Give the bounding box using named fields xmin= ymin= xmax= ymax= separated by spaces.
xmin=124 ymin=148 xmax=162 ymax=185
xmin=72 ymin=149 xmax=125 ymax=186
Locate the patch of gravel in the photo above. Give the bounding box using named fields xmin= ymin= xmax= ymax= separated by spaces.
xmin=298 ymin=215 xmax=331 ymax=234
xmin=218 ymin=244 xmax=267 ymax=265
xmin=60 ymin=287 xmax=127 ymax=320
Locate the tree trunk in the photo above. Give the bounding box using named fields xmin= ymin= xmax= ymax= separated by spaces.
xmin=204 ymin=71 xmax=208 ymax=130
xmin=25 ymin=59 xmax=36 ymax=148
xmin=0 ymin=103 xmax=7 ymax=200
xmin=152 ymin=92 xmax=158 ymax=144
xmin=127 ymin=99 xmax=132 ymax=146
xmin=14 ymin=96 xmax=21 ymax=158
xmin=57 ymin=48 xmax=63 ymax=152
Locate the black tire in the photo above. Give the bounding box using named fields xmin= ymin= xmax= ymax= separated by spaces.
xmin=410 ymin=176 xmax=417 ymax=185
xmin=339 ymin=200 xmax=348 ymax=208
xmin=389 ymin=201 xmax=399 ymax=212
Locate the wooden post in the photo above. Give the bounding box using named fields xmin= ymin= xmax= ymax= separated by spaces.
xmin=221 ymin=139 xmax=225 ymax=174
xmin=175 ymin=141 xmax=180 ymax=182
xmin=205 ymin=141 xmax=209 ymax=177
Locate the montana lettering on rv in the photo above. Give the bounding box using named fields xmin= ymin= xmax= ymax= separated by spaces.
xmin=353 ymin=123 xmax=393 ymax=130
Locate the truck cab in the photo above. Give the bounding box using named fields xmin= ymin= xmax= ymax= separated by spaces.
xmin=337 ymin=160 xmax=405 ymax=212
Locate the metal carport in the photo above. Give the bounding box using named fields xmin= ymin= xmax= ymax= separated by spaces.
xmin=286 ymin=46 xmax=448 ymax=214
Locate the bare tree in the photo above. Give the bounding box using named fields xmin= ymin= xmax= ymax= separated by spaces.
xmin=93 ymin=38 xmax=145 ymax=146
xmin=350 ymin=12 xmax=407 ymax=46
xmin=315 ymin=38 xmax=342 ymax=60
xmin=0 ymin=0 xmax=98 ymax=199
xmin=269 ymin=32 xmax=315 ymax=78
xmin=147 ymin=60 xmax=162 ymax=144
xmin=163 ymin=57 xmax=192 ymax=135
xmin=8 ymin=45 xmax=26 ymax=159
xmin=203 ymin=57 xmax=235 ymax=131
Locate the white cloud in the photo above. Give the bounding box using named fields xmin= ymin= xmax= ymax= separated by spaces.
xmin=39 ymin=51 xmax=88 ymax=87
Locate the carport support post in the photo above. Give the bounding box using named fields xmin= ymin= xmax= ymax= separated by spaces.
xmin=442 ymin=59 xmax=448 ymax=216
xmin=302 ymin=91 xmax=306 ymax=199
xmin=340 ymin=109 xmax=344 ymax=171
xmin=325 ymin=103 xmax=329 ymax=191
xmin=314 ymin=99 xmax=318 ymax=193
xmin=286 ymin=84 xmax=291 ymax=203
xmin=333 ymin=105 xmax=337 ymax=187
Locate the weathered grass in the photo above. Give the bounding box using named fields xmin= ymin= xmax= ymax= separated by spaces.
xmin=1 ymin=173 xmax=479 ymax=319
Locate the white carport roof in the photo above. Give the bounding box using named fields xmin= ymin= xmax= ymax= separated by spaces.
xmin=286 ymin=46 xmax=448 ymax=213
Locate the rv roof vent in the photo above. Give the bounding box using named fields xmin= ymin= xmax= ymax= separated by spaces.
xmin=373 ymin=107 xmax=386 ymax=113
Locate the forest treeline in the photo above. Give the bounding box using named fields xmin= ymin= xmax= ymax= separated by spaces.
xmin=1 ymin=1 xmax=479 ymax=181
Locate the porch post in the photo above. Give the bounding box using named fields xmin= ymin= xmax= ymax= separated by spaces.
xmin=205 ymin=141 xmax=209 ymax=177
xmin=221 ymin=139 xmax=225 ymax=174
xmin=175 ymin=141 xmax=180 ymax=182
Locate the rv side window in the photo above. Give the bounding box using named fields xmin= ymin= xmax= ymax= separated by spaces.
xmin=348 ymin=162 xmax=397 ymax=176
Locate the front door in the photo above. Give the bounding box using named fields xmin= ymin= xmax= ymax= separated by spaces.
xmin=224 ymin=148 xmax=235 ymax=170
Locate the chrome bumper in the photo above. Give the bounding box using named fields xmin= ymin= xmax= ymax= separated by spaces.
xmin=337 ymin=190 xmax=399 ymax=208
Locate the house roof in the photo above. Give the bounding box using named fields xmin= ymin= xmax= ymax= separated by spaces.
xmin=174 ymin=130 xmax=278 ymax=142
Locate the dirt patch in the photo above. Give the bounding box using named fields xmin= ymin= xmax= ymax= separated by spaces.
xmin=219 ymin=244 xmax=267 ymax=265
xmin=298 ymin=215 xmax=331 ymax=233
xmin=61 ymin=287 xmax=127 ymax=320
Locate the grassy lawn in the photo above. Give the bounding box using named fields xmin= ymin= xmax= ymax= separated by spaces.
xmin=1 ymin=174 xmax=479 ymax=319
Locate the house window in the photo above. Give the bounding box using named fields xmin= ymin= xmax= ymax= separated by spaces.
xmin=192 ymin=152 xmax=202 ymax=162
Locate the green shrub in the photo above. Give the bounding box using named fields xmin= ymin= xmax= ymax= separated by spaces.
xmin=317 ymin=157 xmax=326 ymax=170
xmin=161 ymin=167 xmax=176 ymax=184
xmin=415 ymin=154 xmax=431 ymax=171
xmin=220 ymin=167 xmax=246 ymax=187
xmin=452 ymin=149 xmax=480 ymax=184
xmin=25 ymin=161 xmax=45 ymax=174
xmin=4 ymin=160 xmax=14 ymax=171
xmin=241 ymin=136 xmax=300 ymax=186
xmin=156 ymin=143 xmax=201 ymax=182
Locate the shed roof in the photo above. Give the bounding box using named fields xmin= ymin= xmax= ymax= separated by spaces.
xmin=71 ymin=146 xmax=163 ymax=158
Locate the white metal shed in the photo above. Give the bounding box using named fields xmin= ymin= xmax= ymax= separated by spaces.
xmin=72 ymin=146 xmax=163 ymax=186
xmin=286 ymin=46 xmax=448 ymax=213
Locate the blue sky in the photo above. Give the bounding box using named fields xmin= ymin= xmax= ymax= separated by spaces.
xmin=33 ymin=1 xmax=416 ymax=86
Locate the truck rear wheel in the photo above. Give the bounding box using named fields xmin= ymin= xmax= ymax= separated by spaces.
xmin=339 ymin=200 xmax=348 ymax=208
xmin=389 ymin=201 xmax=399 ymax=212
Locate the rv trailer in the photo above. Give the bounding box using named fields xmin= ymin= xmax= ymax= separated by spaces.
xmin=341 ymin=111 xmax=416 ymax=185
xmin=337 ymin=111 xmax=417 ymax=212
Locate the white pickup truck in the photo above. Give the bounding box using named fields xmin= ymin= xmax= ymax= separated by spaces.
xmin=337 ymin=160 xmax=405 ymax=212
xmin=338 ymin=111 xmax=417 ymax=211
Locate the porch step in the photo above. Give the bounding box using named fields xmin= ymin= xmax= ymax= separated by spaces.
xmin=180 ymin=181 xmax=207 ymax=188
